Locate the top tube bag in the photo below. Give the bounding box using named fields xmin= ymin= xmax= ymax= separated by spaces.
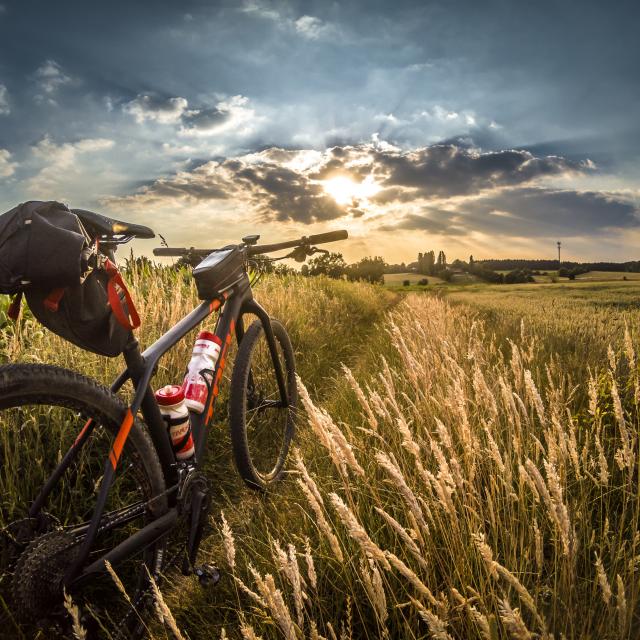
xmin=0 ymin=201 xmax=139 ymax=357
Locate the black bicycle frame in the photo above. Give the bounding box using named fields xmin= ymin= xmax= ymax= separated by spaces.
xmin=27 ymin=272 xmax=290 ymax=586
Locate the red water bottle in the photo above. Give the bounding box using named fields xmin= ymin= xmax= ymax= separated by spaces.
xmin=155 ymin=385 xmax=195 ymax=461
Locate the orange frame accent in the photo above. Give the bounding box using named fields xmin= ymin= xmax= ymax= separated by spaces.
xmin=206 ymin=318 xmax=235 ymax=422
xmin=109 ymin=409 xmax=134 ymax=469
xmin=73 ymin=418 xmax=94 ymax=447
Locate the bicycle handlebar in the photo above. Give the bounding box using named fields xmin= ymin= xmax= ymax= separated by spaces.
xmin=246 ymin=229 xmax=348 ymax=256
xmin=308 ymin=230 xmax=349 ymax=244
xmin=153 ymin=247 xmax=207 ymax=257
xmin=153 ymin=229 xmax=348 ymax=258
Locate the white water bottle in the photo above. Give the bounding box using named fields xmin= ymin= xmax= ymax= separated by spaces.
xmin=183 ymin=330 xmax=222 ymax=413
xmin=155 ymin=385 xmax=195 ymax=460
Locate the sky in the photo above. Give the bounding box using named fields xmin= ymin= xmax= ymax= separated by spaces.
xmin=0 ymin=0 xmax=638 ymax=263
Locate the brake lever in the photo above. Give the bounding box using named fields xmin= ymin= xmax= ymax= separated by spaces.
xmin=278 ymin=245 xmax=329 ymax=263
xmin=308 ymin=247 xmax=329 ymax=256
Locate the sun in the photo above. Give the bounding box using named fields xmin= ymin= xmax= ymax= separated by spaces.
xmin=322 ymin=175 xmax=380 ymax=205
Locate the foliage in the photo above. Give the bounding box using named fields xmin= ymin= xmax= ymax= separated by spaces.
xmin=504 ymin=268 xmax=535 ymax=283
xmin=347 ymin=256 xmax=386 ymax=284
xmin=307 ymin=252 xmax=347 ymax=279
xmin=559 ymin=266 xmax=590 ymax=280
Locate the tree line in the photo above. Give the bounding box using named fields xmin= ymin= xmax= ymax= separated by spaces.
xmin=300 ymin=253 xmax=386 ymax=283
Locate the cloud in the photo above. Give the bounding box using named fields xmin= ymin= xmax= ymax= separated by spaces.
xmin=294 ymin=15 xmax=335 ymax=40
xmin=0 ymin=149 xmax=17 ymax=178
xmin=123 ymin=93 xmax=255 ymax=136
xmin=179 ymin=95 xmax=255 ymax=136
xmin=35 ymin=59 xmax=73 ymax=95
xmin=240 ymin=0 xmax=282 ymax=22
xmin=384 ymin=188 xmax=640 ymax=238
xmin=233 ymin=161 xmax=346 ymax=222
xmin=369 ymin=145 xmax=590 ymax=201
xmin=106 ymin=153 xmax=346 ymax=223
xmin=106 ymin=142 xmax=598 ymax=230
xmin=124 ymin=94 xmax=188 ymax=124
xmin=241 ymin=2 xmax=338 ymax=40
xmin=28 ymin=135 xmax=114 ymax=192
xmin=0 ymin=84 xmax=9 ymax=115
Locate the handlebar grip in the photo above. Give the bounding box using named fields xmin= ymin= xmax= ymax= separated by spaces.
xmin=306 ymin=230 xmax=348 ymax=245
xmin=153 ymin=247 xmax=189 ymax=256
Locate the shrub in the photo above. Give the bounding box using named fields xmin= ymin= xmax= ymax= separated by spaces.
xmin=402 ymin=280 xmax=410 ymax=287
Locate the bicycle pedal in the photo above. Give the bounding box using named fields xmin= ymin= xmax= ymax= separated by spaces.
xmin=194 ymin=563 xmax=221 ymax=587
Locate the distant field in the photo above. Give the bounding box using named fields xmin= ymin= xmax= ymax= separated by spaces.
xmin=575 ymin=270 xmax=640 ymax=281
xmin=386 ymin=269 xmax=640 ymax=287
xmin=383 ymin=271 xmax=446 ymax=286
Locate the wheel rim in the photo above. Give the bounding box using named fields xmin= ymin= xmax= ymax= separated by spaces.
xmin=244 ymin=329 xmax=295 ymax=481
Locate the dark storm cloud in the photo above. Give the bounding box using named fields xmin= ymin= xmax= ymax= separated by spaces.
xmin=232 ymin=162 xmax=345 ymax=223
xmin=312 ymin=144 xmax=589 ymax=201
xmin=370 ymin=146 xmax=589 ymax=200
xmin=385 ymin=188 xmax=640 ymax=237
xmin=110 ymin=154 xmax=346 ymax=223
xmin=381 ymin=208 xmax=466 ymax=236
xmin=108 ymin=143 xmax=600 ymax=229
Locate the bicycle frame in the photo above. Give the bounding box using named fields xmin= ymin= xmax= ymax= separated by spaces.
xmin=26 ymin=270 xmax=290 ymax=586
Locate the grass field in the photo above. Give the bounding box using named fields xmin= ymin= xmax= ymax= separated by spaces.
xmin=383 ymin=272 xmax=447 ymax=287
xmin=1 ymin=271 xmax=639 ymax=639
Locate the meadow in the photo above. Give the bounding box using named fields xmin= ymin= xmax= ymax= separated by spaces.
xmin=1 ymin=270 xmax=638 ymax=639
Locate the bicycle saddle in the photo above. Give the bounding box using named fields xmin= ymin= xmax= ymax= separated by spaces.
xmin=72 ymin=208 xmax=155 ymax=240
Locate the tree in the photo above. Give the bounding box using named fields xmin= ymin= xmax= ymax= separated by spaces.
xmin=348 ymin=256 xmax=386 ymax=284
xmin=308 ymin=252 xmax=347 ymax=279
xmin=424 ymin=250 xmax=435 ymax=275
xmin=469 ymin=255 xmax=475 ymax=268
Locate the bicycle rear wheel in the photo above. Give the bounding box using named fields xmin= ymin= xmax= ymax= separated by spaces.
xmin=0 ymin=364 xmax=168 ymax=639
xmin=229 ymin=318 xmax=297 ymax=490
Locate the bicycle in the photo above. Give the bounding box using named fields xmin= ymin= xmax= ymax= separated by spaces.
xmin=0 ymin=209 xmax=348 ymax=638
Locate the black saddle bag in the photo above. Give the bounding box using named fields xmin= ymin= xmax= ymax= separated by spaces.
xmin=25 ymin=267 xmax=136 ymax=358
xmin=0 ymin=201 xmax=140 ymax=357
xmin=0 ymin=201 xmax=91 ymax=294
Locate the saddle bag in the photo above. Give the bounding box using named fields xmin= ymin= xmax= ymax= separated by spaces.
xmin=0 ymin=200 xmax=92 ymax=294
xmin=0 ymin=201 xmax=140 ymax=357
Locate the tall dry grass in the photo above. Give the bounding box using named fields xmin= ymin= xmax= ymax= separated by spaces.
xmin=2 ymin=269 xmax=639 ymax=638
xmin=199 ymin=292 xmax=639 ymax=639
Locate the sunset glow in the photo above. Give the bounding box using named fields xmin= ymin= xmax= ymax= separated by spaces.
xmin=321 ymin=176 xmax=380 ymax=205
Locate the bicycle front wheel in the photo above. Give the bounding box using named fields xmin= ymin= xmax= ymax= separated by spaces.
xmin=229 ymin=318 xmax=297 ymax=490
xmin=0 ymin=364 xmax=168 ymax=639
